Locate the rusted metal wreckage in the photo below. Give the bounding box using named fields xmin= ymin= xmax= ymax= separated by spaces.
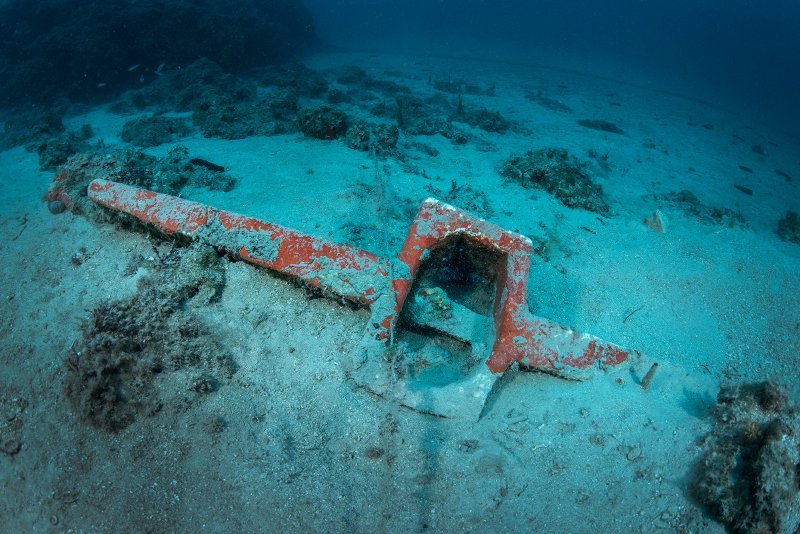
xmin=53 ymin=173 xmax=641 ymax=417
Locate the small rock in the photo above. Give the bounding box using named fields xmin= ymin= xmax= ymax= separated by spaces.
xmin=1 ymin=438 xmax=22 ymax=456
xmin=189 ymin=375 xmax=218 ymax=394
xmin=626 ymin=445 xmax=642 ymax=461
xmin=458 ymin=439 xmax=479 ymax=453
xmin=588 ymin=433 xmax=606 ymax=447
xmin=364 ymin=446 xmax=385 ymax=459
xmin=48 ymin=199 xmax=67 ymax=214
xmin=644 ymin=209 xmax=668 ymax=233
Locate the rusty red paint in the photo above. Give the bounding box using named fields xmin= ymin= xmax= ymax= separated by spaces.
xmin=84 ymin=179 xmax=638 ymax=379
xmin=390 ymin=198 xmax=637 ymax=377
xmin=44 ymin=187 xmax=73 ymax=208
xmin=88 ymin=180 xmax=113 ymax=193
xmin=359 ymin=287 xmax=376 ymax=305
xmin=563 ymin=340 xmax=602 ymax=370
xmin=218 ymin=211 xmax=273 ymax=234
xmin=134 ymin=189 xmax=158 ymax=201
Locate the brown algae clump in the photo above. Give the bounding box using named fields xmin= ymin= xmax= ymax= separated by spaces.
xmin=499 ymin=147 xmax=610 ymax=214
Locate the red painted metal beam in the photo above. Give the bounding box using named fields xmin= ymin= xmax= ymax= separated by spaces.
xmin=89 ymin=179 xmax=389 ymax=306
xmin=86 ymin=178 xmax=639 ymax=380
xmin=393 ymin=198 xmax=637 ymax=378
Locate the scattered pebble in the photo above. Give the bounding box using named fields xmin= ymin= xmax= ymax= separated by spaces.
xmin=626 ymin=445 xmax=642 ymax=461
xmin=644 ymin=209 xmax=668 ymax=233
xmin=364 ymin=446 xmax=384 ymax=459
xmin=47 ymin=200 xmax=66 ymax=214
xmin=0 ymin=438 xmax=22 ymax=456
xmin=458 ymin=439 xmax=478 ymax=453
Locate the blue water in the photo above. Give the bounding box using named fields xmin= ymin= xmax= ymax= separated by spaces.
xmin=305 ymin=0 xmax=800 ymax=135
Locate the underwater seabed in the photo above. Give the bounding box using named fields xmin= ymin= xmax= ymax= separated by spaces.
xmin=0 ymin=49 xmax=799 ymax=532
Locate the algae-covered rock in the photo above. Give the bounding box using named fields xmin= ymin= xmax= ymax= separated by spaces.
xmin=33 ymin=132 xmax=92 ymax=171
xmin=152 ymin=146 xmax=236 ymax=193
xmin=48 ymin=146 xmax=236 ymax=217
xmin=114 ymin=59 xmax=301 ymax=140
xmin=194 ymin=102 xmax=267 ymax=139
xmin=332 ymin=65 xmax=409 ymax=96
xmin=691 ymin=381 xmax=800 ymax=533
xmin=297 ymin=106 xmax=348 ymax=140
xmin=424 ymin=180 xmax=493 ymax=219
xmin=65 ymin=242 xmax=234 ymax=432
xmin=651 ymin=190 xmax=746 ymax=228
xmin=1 ymin=106 xmax=65 ymax=149
xmin=327 ymin=89 xmax=352 ymax=105
xmin=0 ymin=0 xmax=317 ymax=106
xmin=393 ymin=95 xmax=448 ymax=136
xmin=345 ymin=121 xmax=399 ymax=154
xmin=525 ymin=90 xmax=573 ymax=113
xmin=113 ymin=58 xmax=258 ymax=114
xmin=193 ymin=93 xmax=298 ymax=140
xmin=0 ymin=105 xmax=96 ymax=170
xmin=500 ymin=147 xmax=610 ymax=214
xmin=253 ymin=63 xmax=329 ymax=98
xmin=121 ymin=116 xmax=192 ymax=147
xmin=452 ymin=107 xmax=510 ymax=134
xmin=577 ymin=119 xmax=624 ymax=135
xmin=385 ymin=95 xmax=470 ymax=145
xmin=776 ymin=210 xmax=800 ymax=244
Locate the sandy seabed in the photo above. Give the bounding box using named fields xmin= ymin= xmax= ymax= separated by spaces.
xmin=1 ymin=50 xmax=798 ymax=532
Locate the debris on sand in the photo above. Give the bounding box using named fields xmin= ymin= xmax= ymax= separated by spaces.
xmin=65 ymin=244 xmax=235 ymax=432
xmin=690 ymin=381 xmax=800 ymax=533
xmin=500 ymin=147 xmax=611 ymax=214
